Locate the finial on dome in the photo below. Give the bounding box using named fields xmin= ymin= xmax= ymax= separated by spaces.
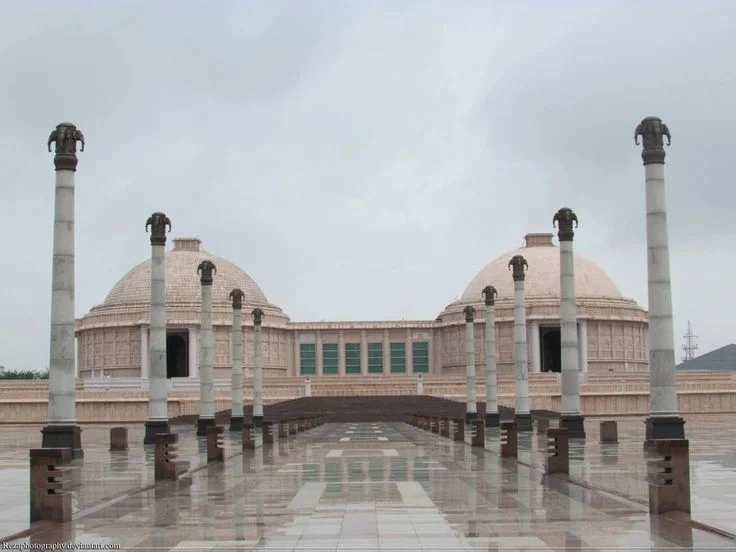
xmin=173 ymin=238 xmax=202 ymax=252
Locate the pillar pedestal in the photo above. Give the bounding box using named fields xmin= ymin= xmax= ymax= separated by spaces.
xmin=197 ymin=418 xmax=216 ymax=436
xmin=514 ymin=413 xmax=532 ymax=432
xmin=485 ymin=412 xmax=500 ymax=428
xmin=229 ymin=417 xmax=244 ymax=432
xmin=560 ymin=415 xmax=586 ymax=439
xmin=646 ymin=416 xmax=686 ymax=440
xmin=144 ymin=420 xmax=170 ymax=444
xmin=41 ymin=425 xmax=83 ymax=459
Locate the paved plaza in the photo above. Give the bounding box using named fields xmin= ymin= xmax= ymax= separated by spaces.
xmin=1 ymin=416 xmax=735 ymax=551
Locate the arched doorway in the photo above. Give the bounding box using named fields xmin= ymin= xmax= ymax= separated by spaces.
xmin=540 ymin=327 xmax=561 ymax=373
xmin=166 ymin=333 xmax=189 ymax=378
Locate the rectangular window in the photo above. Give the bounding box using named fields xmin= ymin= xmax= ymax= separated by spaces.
xmin=367 ymin=342 xmax=383 ymax=374
xmin=300 ymin=343 xmax=316 ymax=375
xmin=322 ymin=343 xmax=338 ymax=375
xmin=345 ymin=343 xmax=361 ymax=374
xmin=390 ymin=342 xmax=406 ymax=373
xmin=412 ymin=341 xmax=429 ymax=373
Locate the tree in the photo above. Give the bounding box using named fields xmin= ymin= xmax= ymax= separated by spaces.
xmin=0 ymin=369 xmax=49 ymax=380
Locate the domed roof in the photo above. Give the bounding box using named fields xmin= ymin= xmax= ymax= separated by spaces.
xmin=461 ymin=233 xmax=622 ymax=302
xmin=102 ymin=238 xmax=270 ymax=309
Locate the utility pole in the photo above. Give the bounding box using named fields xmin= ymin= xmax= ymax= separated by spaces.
xmin=681 ymin=320 xmax=698 ymax=362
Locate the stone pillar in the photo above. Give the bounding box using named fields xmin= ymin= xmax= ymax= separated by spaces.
xmin=196 ymin=261 xmax=216 ymax=436
xmin=229 ymin=289 xmax=245 ymax=431
xmin=292 ymin=333 xmax=299 ymax=377
xmin=188 ymin=327 xmax=199 ymax=378
xmin=338 ymin=331 xmax=346 ymax=376
xmin=578 ymin=321 xmax=588 ymax=374
xmin=42 ymin=123 xmax=85 ymax=458
xmin=305 ymin=376 xmax=312 ymax=397
xmin=530 ymin=321 xmax=541 ymax=373
xmin=417 ymin=374 xmax=423 ymax=395
xmin=482 ymin=286 xmax=499 ymax=427
xmin=360 ymin=330 xmax=368 ymax=375
xmin=144 ymin=212 xmax=172 ymax=444
xmin=140 ymin=326 xmax=149 ymax=379
xmin=635 ymin=117 xmax=685 ymax=439
xmin=464 ymin=306 xmax=476 ymax=423
xmin=406 ymin=328 xmax=413 ymax=374
xmin=252 ymin=308 xmax=265 ymax=427
xmin=554 ymin=207 xmax=585 ymax=439
xmin=382 ymin=329 xmax=391 ymax=374
xmin=509 ymin=255 xmax=532 ymax=431
xmin=316 ymin=331 xmax=324 ymax=376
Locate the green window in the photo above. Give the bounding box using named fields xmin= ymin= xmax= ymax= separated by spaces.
xmin=300 ymin=343 xmax=316 ymax=375
xmin=412 ymin=341 xmax=429 ymax=373
xmin=368 ymin=342 xmax=383 ymax=374
xmin=390 ymin=342 xmax=406 ymax=373
xmin=345 ymin=343 xmax=361 ymax=374
xmin=323 ymin=343 xmax=338 ymax=375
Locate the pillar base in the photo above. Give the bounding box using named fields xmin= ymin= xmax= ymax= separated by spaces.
xmin=196 ymin=417 xmax=216 ymax=436
xmin=485 ymin=412 xmax=500 ymax=428
xmin=229 ymin=416 xmax=244 ymax=432
xmin=253 ymin=415 xmax=263 ymax=428
xmin=41 ymin=425 xmax=83 ymax=459
xmin=560 ymin=414 xmax=586 ymax=440
xmin=465 ymin=411 xmax=477 ymax=425
xmin=514 ymin=413 xmax=533 ymax=432
xmin=645 ymin=416 xmax=685 ymax=440
xmin=143 ymin=420 xmax=170 ymax=445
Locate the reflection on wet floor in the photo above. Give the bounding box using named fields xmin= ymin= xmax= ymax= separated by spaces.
xmin=1 ymin=416 xmax=735 ymax=551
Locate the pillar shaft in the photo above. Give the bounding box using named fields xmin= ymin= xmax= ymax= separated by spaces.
xmin=465 ymin=321 xmax=476 ymax=415
xmin=513 ymin=280 xmax=530 ymax=416
xmin=645 ymin=162 xmax=678 ymax=416
xmin=253 ymin=324 xmax=263 ymax=418
xmin=148 ymin=243 xmax=168 ymax=422
xmin=559 ymin=240 xmax=581 ymax=414
xmin=140 ymin=326 xmax=149 ymax=379
xmin=484 ymin=306 xmax=497 ymax=416
xmin=46 ymin=168 xmax=76 ymax=426
xmin=230 ymin=309 xmax=243 ymax=420
xmin=199 ymin=284 xmax=215 ymax=421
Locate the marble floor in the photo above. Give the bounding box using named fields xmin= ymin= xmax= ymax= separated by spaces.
xmin=1 ymin=419 xmax=735 ymax=551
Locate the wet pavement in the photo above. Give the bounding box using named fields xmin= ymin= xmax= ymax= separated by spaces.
xmin=1 ymin=417 xmax=735 ymax=551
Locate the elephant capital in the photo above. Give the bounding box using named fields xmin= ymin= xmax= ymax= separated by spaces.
xmin=508 ymin=255 xmax=528 ymax=281
xmin=197 ymin=260 xmax=217 ymax=285
xmin=482 ymin=285 xmax=498 ymax=306
xmin=229 ymin=288 xmax=245 ymax=310
xmin=145 ymin=212 xmax=172 ymax=246
xmin=553 ymin=207 xmax=578 ymax=241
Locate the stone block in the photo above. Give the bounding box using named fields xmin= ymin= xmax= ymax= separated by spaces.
xmin=263 ymin=421 xmax=278 ymax=443
xmin=440 ymin=417 xmax=451 ymax=438
xmin=110 ymin=427 xmax=128 ymax=451
xmin=546 ymin=428 xmax=569 ymax=475
xmin=501 ymin=422 xmax=518 ymax=458
xmin=453 ymin=418 xmax=465 ymax=441
xmin=431 ymin=417 xmax=440 ymax=434
xmin=206 ymin=426 xmax=224 ymax=463
xmin=600 ymin=421 xmax=618 ymax=443
xmin=470 ymin=419 xmax=485 ymax=447
xmin=278 ymin=421 xmax=289 ymax=439
xmin=242 ymin=423 xmax=255 ymax=450
xmin=289 ymin=420 xmax=298 ymax=434
xmin=646 ymin=439 xmax=691 ymax=514
xmin=154 ymin=433 xmax=180 ymax=481
xmin=30 ymin=448 xmax=71 ymax=522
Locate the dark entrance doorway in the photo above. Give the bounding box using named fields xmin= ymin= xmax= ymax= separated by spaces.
xmin=166 ymin=332 xmax=189 ymax=378
xmin=540 ymin=327 xmax=561 ymax=373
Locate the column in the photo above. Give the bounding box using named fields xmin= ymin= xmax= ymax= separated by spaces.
xmin=382 ymin=329 xmax=391 ymax=375
xmin=635 ymin=117 xmax=684 ymax=439
xmin=555 ymin=207 xmax=585 ymax=439
xmin=196 ymin=260 xmax=216 ymax=435
xmin=360 ymin=330 xmax=368 ymax=375
xmin=510 ymin=255 xmax=532 ymax=431
xmin=464 ymin=306 xmax=476 ymax=423
xmin=316 ymin=331 xmax=324 ymax=376
xmin=292 ymin=332 xmax=299 ymax=377
xmin=140 ymin=326 xmax=149 ymax=380
xmin=229 ymin=289 xmax=245 ymax=431
xmin=42 ymin=123 xmax=85 ymax=457
xmin=338 ymin=330 xmax=346 ymax=376
xmin=143 ymin=212 xmax=171 ymax=444
xmin=530 ymin=321 xmax=541 ymax=373
xmin=578 ymin=320 xmax=588 ymax=374
xmin=483 ymin=286 xmax=499 ymax=427
xmin=405 ymin=329 xmax=413 ymax=374
xmin=188 ymin=327 xmax=199 ymax=378
xmin=252 ymin=308 xmax=265 ymax=426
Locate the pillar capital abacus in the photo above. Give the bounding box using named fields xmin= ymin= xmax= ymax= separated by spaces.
xmin=145 ymin=212 xmax=171 ymax=247
xmin=229 ymin=288 xmax=245 ymax=310
xmin=482 ymin=285 xmax=498 ymax=306
xmin=47 ymin=122 xmax=84 ymax=171
xmin=553 ymin=207 xmax=578 ymax=242
xmin=508 ymin=255 xmax=528 ymax=281
xmin=197 ymin=260 xmax=216 ymax=286
xmin=635 ymin=116 xmax=670 ymax=165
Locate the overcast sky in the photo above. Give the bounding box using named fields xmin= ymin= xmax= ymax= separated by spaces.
xmin=1 ymin=1 xmax=734 ymax=372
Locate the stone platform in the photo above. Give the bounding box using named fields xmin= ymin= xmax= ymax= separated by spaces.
xmin=2 ymin=418 xmax=735 ymax=551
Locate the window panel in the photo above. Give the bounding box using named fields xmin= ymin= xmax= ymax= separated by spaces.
xmin=345 ymin=343 xmax=361 ymax=374
xmin=412 ymin=341 xmax=429 ymax=373
xmin=368 ymin=342 xmax=383 ymax=374
xmin=322 ymin=343 xmax=338 ymax=375
xmin=390 ymin=342 xmax=406 ymax=373
xmin=300 ymin=343 xmax=316 ymax=375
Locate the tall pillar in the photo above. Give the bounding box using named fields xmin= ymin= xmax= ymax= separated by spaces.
xmin=405 ymin=329 xmax=413 ymax=374
xmin=196 ymin=260 xmax=216 ymax=436
xmin=530 ymin=321 xmax=541 ymax=373
xmin=635 ymin=117 xmax=685 ymax=439
xmin=382 ymin=329 xmax=391 ymax=375
xmin=338 ymin=331 xmax=346 ymax=376
xmin=188 ymin=327 xmax=199 ymax=378
xmin=464 ymin=306 xmax=476 ymax=423
xmin=360 ymin=330 xmax=368 ymax=375
xmin=509 ymin=255 xmax=532 ymax=431
xmin=316 ymin=331 xmax=324 ymax=376
xmin=143 ymin=212 xmax=172 ymax=444
xmin=578 ymin=321 xmax=588 ymax=373
xmin=252 ymin=308 xmax=265 ymax=427
xmin=554 ymin=207 xmax=585 ymax=439
xmin=42 ymin=123 xmax=85 ymax=457
xmin=229 ymin=289 xmax=245 ymax=431
xmin=482 ymin=286 xmax=499 ymax=427
xmin=140 ymin=326 xmax=149 ymax=379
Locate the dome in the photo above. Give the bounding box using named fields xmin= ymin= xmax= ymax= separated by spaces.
xmin=460 ymin=233 xmax=622 ymax=302
xmin=102 ymin=237 xmax=270 ymax=309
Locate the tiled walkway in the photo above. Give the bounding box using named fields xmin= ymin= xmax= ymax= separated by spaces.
xmin=2 ymin=420 xmax=735 ymax=551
